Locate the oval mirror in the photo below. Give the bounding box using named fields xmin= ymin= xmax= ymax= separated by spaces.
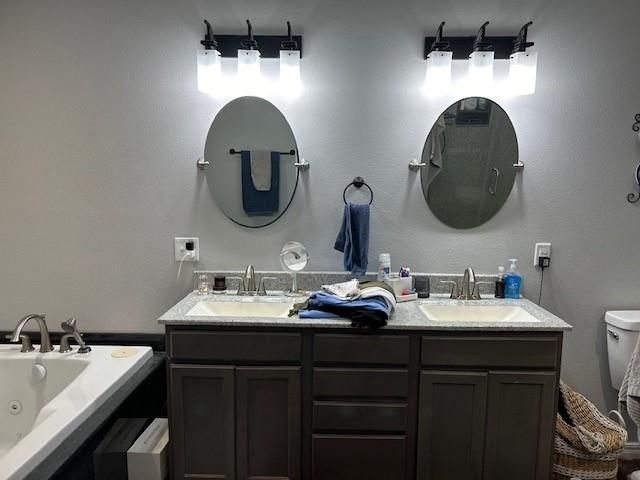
xmin=204 ymin=96 xmax=299 ymax=228
xmin=280 ymin=241 xmax=308 ymax=295
xmin=420 ymin=97 xmax=518 ymax=229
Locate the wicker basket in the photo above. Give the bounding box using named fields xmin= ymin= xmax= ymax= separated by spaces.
xmin=553 ymin=381 xmax=627 ymax=480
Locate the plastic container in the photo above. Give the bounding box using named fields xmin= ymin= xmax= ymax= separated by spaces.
xmin=377 ymin=253 xmax=391 ymax=281
xmin=504 ymin=259 xmax=522 ymax=299
xmin=384 ymin=274 xmax=413 ymax=297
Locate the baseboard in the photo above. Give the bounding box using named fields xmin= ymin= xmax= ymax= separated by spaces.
xmin=623 ymin=442 xmax=640 ymax=460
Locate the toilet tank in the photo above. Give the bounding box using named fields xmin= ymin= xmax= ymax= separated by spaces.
xmin=606 ymin=311 xmax=640 ymax=390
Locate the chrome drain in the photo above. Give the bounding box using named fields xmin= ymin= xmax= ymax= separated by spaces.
xmin=9 ymin=400 xmax=22 ymax=415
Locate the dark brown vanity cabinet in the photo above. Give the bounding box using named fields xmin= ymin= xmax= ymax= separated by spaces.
xmin=168 ymin=331 xmax=302 ymax=480
xmin=166 ymin=328 xmax=562 ymax=480
xmin=416 ymin=335 xmax=561 ymax=480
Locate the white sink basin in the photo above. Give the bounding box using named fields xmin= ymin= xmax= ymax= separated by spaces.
xmin=419 ymin=304 xmax=539 ymax=323
xmin=186 ymin=301 xmax=294 ymax=318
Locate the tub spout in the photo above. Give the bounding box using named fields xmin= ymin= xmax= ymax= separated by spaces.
xmin=10 ymin=314 xmax=54 ymax=353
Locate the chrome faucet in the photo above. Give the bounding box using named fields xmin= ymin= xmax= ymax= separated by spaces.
xmin=59 ymin=318 xmax=91 ymax=354
xmin=440 ymin=268 xmax=483 ymax=300
xmin=9 ymin=314 xmax=54 ymax=353
xmin=243 ymin=265 xmax=256 ymax=294
xmin=459 ymin=267 xmax=476 ymax=300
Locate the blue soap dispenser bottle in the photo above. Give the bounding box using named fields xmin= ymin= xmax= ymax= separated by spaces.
xmin=504 ymin=258 xmax=522 ymax=299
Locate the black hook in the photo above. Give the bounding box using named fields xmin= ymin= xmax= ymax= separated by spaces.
xmin=512 ymin=21 xmax=534 ymax=53
xmin=633 ymin=113 xmax=640 ymax=132
xmin=343 ymin=177 xmax=373 ymax=205
xmin=201 ymin=19 xmax=219 ymax=50
xmin=240 ymin=19 xmax=258 ymax=49
xmin=281 ymin=20 xmax=299 ymax=50
xmin=430 ymin=22 xmax=450 ymax=51
xmin=473 ymin=21 xmax=492 ymax=52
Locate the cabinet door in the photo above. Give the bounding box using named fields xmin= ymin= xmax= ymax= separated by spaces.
xmin=416 ymin=371 xmax=487 ymax=480
xmin=483 ymin=371 xmax=557 ymax=480
xmin=236 ymin=367 xmax=301 ymax=480
xmin=169 ymin=365 xmax=235 ymax=480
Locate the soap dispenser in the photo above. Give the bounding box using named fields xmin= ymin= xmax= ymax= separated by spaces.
xmin=504 ymin=259 xmax=522 ymax=299
xmin=495 ymin=266 xmax=505 ymax=298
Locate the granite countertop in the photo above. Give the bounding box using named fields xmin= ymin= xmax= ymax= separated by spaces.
xmin=159 ymin=291 xmax=572 ymax=332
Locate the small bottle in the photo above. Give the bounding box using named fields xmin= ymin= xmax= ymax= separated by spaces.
xmin=504 ymin=259 xmax=522 ymax=299
xmin=495 ymin=266 xmax=505 ymax=298
xmin=377 ymin=253 xmax=391 ymax=281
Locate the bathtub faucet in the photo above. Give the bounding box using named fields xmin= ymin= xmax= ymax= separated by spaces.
xmin=59 ymin=318 xmax=91 ymax=354
xmin=9 ymin=314 xmax=54 ymax=353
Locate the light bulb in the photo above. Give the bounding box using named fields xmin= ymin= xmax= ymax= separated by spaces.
xmin=197 ymin=49 xmax=222 ymax=94
xmin=237 ymin=49 xmax=261 ymax=80
xmin=508 ymin=51 xmax=538 ymax=95
xmin=279 ymin=50 xmax=302 ymax=98
xmin=467 ymin=51 xmax=494 ymax=87
xmin=424 ymin=50 xmax=452 ymax=94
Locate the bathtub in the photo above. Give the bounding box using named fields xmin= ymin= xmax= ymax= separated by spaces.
xmin=0 ymin=344 xmax=153 ymax=479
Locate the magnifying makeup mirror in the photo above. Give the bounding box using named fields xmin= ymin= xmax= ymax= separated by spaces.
xmin=280 ymin=241 xmax=308 ymax=296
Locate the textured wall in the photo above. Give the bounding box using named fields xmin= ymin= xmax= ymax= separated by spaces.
xmin=1 ymin=0 xmax=639 ymax=412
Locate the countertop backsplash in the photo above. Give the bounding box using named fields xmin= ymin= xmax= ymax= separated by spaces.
xmin=192 ymin=270 xmax=498 ymax=297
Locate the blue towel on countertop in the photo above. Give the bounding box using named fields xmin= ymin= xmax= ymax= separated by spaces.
xmin=334 ymin=203 xmax=370 ymax=276
xmin=297 ymin=291 xmax=390 ymax=328
xmin=298 ymin=309 xmax=342 ymax=319
xmin=241 ymin=150 xmax=280 ymax=215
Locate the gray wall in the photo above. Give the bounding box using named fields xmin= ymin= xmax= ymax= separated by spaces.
xmin=1 ymin=0 xmax=639 ymax=412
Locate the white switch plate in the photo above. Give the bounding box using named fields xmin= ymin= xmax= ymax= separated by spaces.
xmin=174 ymin=237 xmax=199 ymax=262
xmin=533 ymin=242 xmax=551 ymax=266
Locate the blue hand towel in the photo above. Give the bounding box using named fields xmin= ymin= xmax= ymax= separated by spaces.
xmin=334 ymin=203 xmax=370 ymax=276
xmin=241 ymin=150 xmax=280 ymax=215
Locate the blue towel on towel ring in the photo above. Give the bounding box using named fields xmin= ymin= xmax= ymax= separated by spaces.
xmin=334 ymin=202 xmax=370 ymax=276
xmin=241 ymin=151 xmax=280 ymax=215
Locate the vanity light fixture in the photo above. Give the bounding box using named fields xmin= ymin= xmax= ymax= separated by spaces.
xmin=424 ymin=22 xmax=453 ymax=93
xmin=279 ymin=21 xmax=302 ymax=95
xmin=508 ymin=22 xmax=537 ymax=95
xmin=467 ymin=22 xmax=494 ymax=87
xmin=238 ymin=20 xmax=261 ymax=81
xmin=197 ymin=20 xmax=222 ymax=94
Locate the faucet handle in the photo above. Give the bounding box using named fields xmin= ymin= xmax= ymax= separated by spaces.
xmin=472 ymin=281 xmax=494 ymax=300
xmin=439 ymin=280 xmax=459 ymax=299
xmin=258 ymin=277 xmax=278 ymax=296
xmin=226 ymin=276 xmax=246 ymax=295
xmin=6 ymin=333 xmax=35 ymax=353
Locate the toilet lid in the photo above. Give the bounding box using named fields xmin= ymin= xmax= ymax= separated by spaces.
xmin=605 ymin=311 xmax=640 ymax=331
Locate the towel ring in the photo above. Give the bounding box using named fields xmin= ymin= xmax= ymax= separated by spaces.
xmin=343 ymin=177 xmax=373 ymax=205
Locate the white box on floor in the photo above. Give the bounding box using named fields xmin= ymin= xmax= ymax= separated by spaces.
xmin=127 ymin=418 xmax=169 ymax=480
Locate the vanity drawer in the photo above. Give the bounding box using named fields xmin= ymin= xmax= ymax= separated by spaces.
xmin=314 ymin=368 xmax=409 ymax=398
xmin=170 ymin=331 xmax=301 ymax=362
xmin=314 ymin=334 xmax=410 ymax=365
xmin=312 ymin=434 xmax=406 ymax=480
xmin=421 ymin=335 xmax=560 ymax=369
xmin=313 ymin=401 xmax=407 ymax=432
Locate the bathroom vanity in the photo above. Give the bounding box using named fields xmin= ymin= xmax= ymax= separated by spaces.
xmin=160 ymin=292 xmax=570 ymax=480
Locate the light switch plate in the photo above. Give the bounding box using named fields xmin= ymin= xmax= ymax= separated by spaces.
xmin=533 ymin=242 xmax=551 ymax=266
xmin=174 ymin=237 xmax=199 ymax=262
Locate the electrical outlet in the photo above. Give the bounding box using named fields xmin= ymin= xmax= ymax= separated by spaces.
xmin=534 ymin=242 xmax=551 ymax=266
xmin=174 ymin=237 xmax=199 ymax=262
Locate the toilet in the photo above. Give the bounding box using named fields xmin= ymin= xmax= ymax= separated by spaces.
xmin=606 ymin=311 xmax=640 ymax=391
